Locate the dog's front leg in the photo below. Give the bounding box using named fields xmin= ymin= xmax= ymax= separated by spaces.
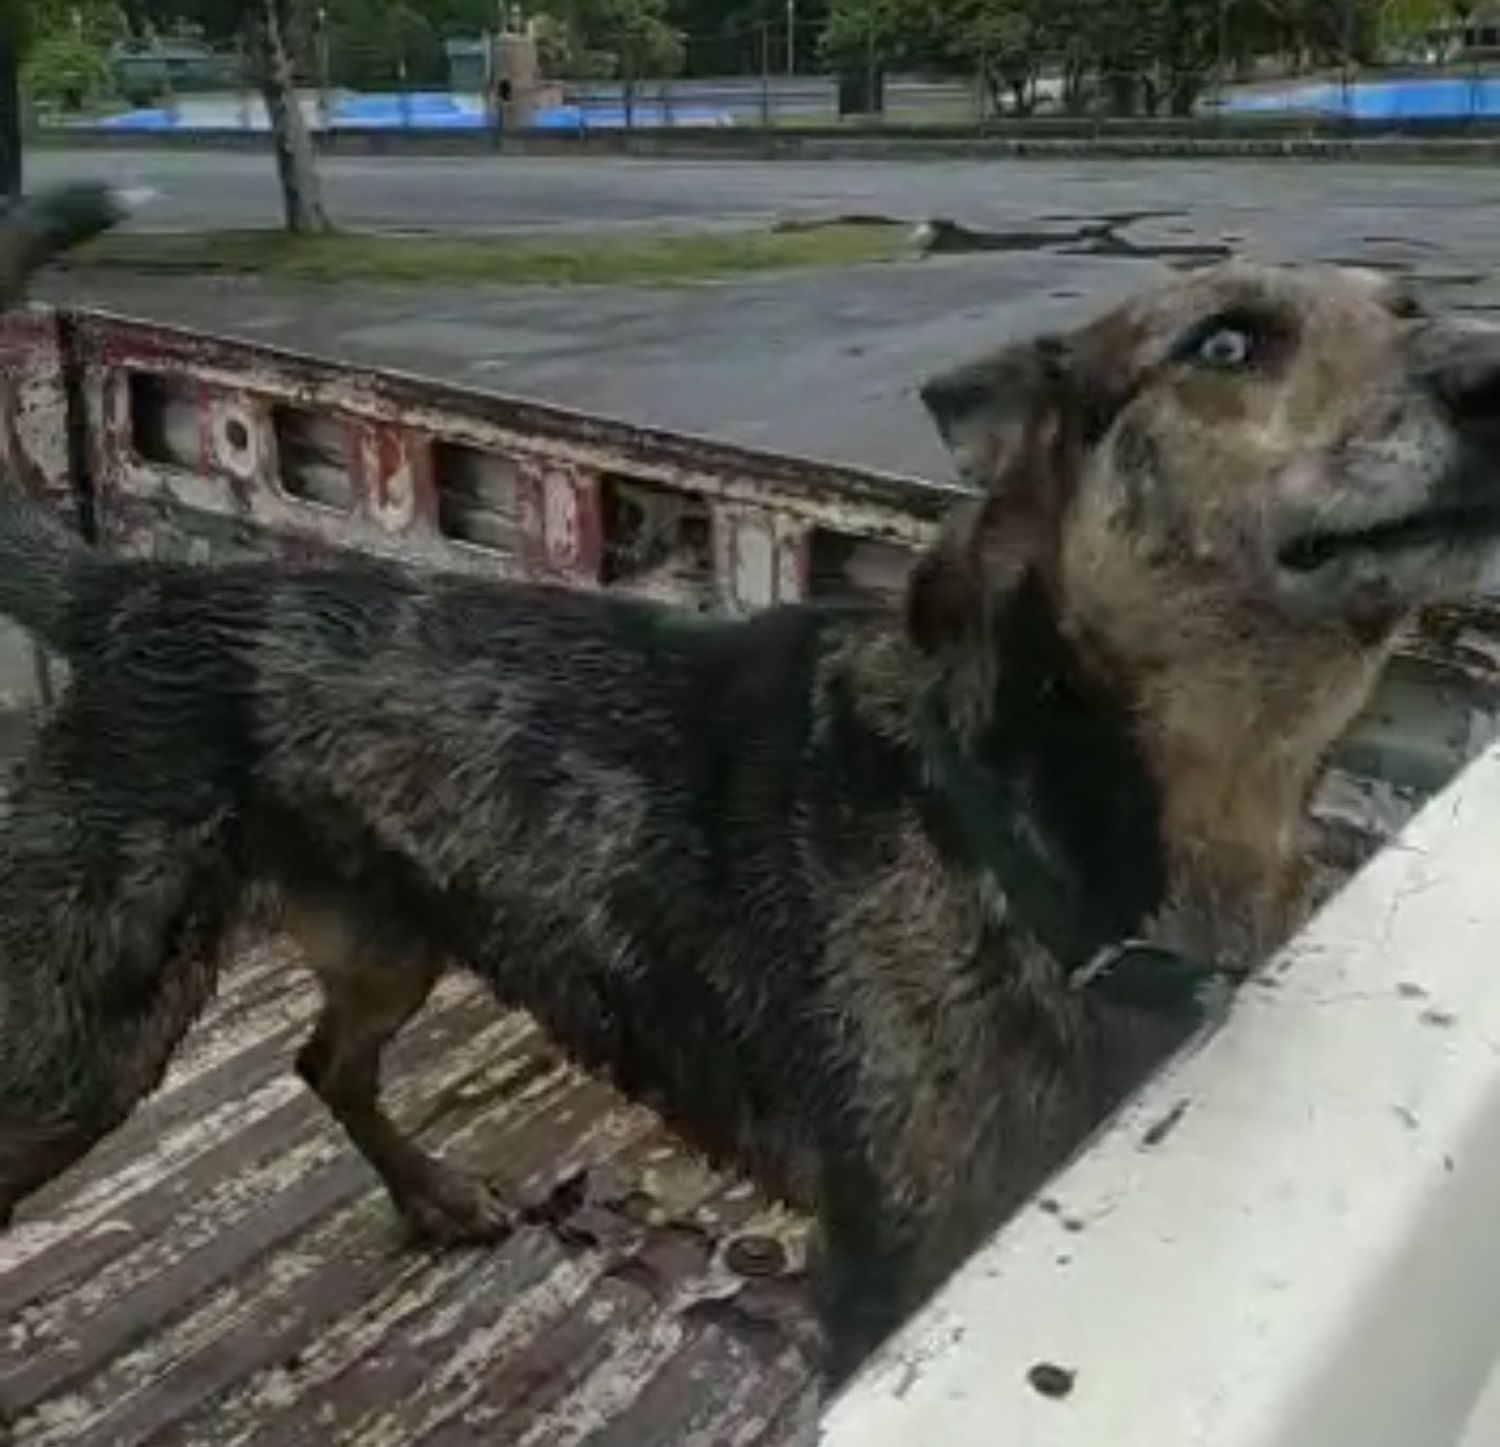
xmin=808 ymin=1021 xmax=1097 ymax=1386
xmin=813 ymin=1149 xmax=1048 ymax=1389
xmin=287 ymin=899 xmax=515 ymax=1245
xmin=810 ymin=1145 xmax=949 ymax=1387
xmin=812 ymin=1227 xmax=920 ymax=1387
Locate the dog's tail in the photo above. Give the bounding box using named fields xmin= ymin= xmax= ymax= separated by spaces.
xmin=0 ymin=181 xmax=130 ymax=310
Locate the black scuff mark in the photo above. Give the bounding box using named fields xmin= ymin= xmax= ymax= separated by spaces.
xmin=1140 ymin=1097 xmax=1192 ymax=1149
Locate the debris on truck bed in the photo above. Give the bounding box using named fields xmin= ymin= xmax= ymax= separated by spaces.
xmin=0 ymin=941 xmax=819 ymax=1447
xmin=7 ymin=306 xmax=1500 ymax=1447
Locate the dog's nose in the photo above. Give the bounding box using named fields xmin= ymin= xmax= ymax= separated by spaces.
xmin=1422 ymin=330 xmax=1500 ymax=432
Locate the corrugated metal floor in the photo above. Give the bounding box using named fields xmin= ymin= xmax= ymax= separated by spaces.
xmin=0 ymin=940 xmax=819 ymax=1447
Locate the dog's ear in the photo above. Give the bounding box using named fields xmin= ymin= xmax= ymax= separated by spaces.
xmin=919 ymin=336 xmax=1074 ymax=487
xmin=909 ymin=337 xmax=1088 ymax=653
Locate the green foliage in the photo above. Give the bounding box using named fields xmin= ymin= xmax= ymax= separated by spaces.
xmin=10 ymin=0 xmax=125 ymax=113
xmin=818 ymin=0 xmax=1466 ymax=118
xmin=23 ymin=32 xmax=116 ymax=107
xmin=118 ymin=0 xmax=685 ymax=83
xmin=537 ymin=0 xmax=685 ymax=79
xmin=68 ymin=0 xmax=1483 ymax=99
xmin=821 ymin=0 xmax=937 ymax=70
xmin=1378 ymin=0 xmax=1455 ymax=51
xmin=11 ymin=0 xmax=121 ymax=47
xmin=324 ymin=0 xmax=445 ymax=87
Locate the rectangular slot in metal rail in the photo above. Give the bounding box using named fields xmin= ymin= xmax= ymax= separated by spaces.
xmin=129 ymin=372 xmax=199 ymax=472
xmin=806 ymin=527 xmax=915 ymax=605
xmin=432 ymin=440 xmax=522 ymax=555
xmin=600 ymin=473 xmax=717 ymax=609
xmin=273 ymin=405 xmax=355 ymax=512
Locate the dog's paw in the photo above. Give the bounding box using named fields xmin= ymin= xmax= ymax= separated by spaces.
xmin=397 ymin=1162 xmax=516 ymax=1246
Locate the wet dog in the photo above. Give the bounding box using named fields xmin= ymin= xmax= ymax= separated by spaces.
xmin=2 ymin=248 xmax=1499 ymax=1379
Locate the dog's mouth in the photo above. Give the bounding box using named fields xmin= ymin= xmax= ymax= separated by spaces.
xmin=1278 ymin=500 xmax=1500 ymax=573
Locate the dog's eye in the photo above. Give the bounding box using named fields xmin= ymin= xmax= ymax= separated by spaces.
xmin=1195 ymin=326 xmax=1254 ymax=370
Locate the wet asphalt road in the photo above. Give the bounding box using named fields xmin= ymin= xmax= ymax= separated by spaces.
xmin=28 ymin=148 xmax=1500 ymax=477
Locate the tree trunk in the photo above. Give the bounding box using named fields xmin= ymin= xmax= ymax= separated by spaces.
xmin=1105 ymin=70 xmax=1140 ymax=116
xmin=1061 ymin=61 xmax=1090 ymax=114
xmin=1006 ymin=72 xmax=1037 ymax=117
xmin=251 ymin=0 xmax=329 ymax=234
xmin=0 ymin=7 xmax=22 ymax=202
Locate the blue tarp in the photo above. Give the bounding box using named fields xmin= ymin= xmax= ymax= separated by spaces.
xmin=1226 ymin=77 xmax=1500 ymax=119
xmin=82 ymin=91 xmax=733 ymax=134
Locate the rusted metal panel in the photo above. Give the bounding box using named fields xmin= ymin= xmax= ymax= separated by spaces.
xmin=72 ymin=309 xmax=961 ymax=522
xmin=724 ymin=506 xmax=780 ymax=613
xmin=0 ymin=310 xmax=69 ymax=510
xmin=355 ymin=420 xmax=429 ymax=539
xmin=0 ymin=310 xmax=75 ymax=712
xmin=518 ymin=457 xmax=602 ymax=584
xmin=60 ymin=308 xmax=955 ymax=606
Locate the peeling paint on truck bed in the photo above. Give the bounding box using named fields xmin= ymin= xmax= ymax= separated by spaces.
xmin=4 ymin=305 xmax=1500 ymax=1447
xmin=0 ymin=942 xmax=819 ymax=1446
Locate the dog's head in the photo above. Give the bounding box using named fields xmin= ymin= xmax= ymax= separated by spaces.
xmin=914 ymin=263 xmax=1500 ymax=677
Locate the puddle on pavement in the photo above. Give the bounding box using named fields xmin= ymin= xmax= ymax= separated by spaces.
xmin=916 ymin=215 xmax=1231 ymax=263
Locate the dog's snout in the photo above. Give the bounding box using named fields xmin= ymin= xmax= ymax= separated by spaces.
xmin=1420 ymin=331 xmax=1500 ymax=431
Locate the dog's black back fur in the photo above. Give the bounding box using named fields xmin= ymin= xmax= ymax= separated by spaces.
xmin=0 ymin=508 xmax=1176 ymax=1370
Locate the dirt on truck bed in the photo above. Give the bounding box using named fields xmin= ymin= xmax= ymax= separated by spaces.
xmin=0 ymin=757 xmax=1430 ymax=1447
xmin=0 ymin=933 xmax=819 ymax=1447
xmin=5 ymin=306 xmax=1500 ymax=1447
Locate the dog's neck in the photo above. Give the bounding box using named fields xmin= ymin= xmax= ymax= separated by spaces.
xmin=1071 ymin=598 xmax=1395 ymax=971
xmin=922 ymin=576 xmax=1169 ymax=970
xmin=934 ymin=579 xmax=1386 ymax=976
xmin=1125 ymin=636 xmax=1390 ymax=969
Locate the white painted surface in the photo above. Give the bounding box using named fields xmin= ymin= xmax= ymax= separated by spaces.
xmin=821 ymin=741 xmax=1500 ymax=1447
xmin=1461 ymin=1357 xmax=1500 ymax=1447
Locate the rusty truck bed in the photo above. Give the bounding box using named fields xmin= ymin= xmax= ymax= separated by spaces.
xmin=4 ymin=307 xmax=1500 ymax=1446
xmin=0 ymin=939 xmax=818 ymax=1447
xmin=2 ymin=307 xmax=902 ymax=1447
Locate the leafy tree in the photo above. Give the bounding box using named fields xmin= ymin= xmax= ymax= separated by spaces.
xmin=325 ymin=0 xmax=445 ymax=88
xmin=128 ymin=0 xmax=327 ymax=232
xmin=539 ymin=0 xmax=685 ymax=79
xmin=23 ymin=33 xmax=116 ymax=110
xmin=821 ymin=0 xmax=937 ymax=75
xmin=958 ymin=0 xmax=1053 ymax=116
xmin=819 ymin=0 xmax=1448 ymax=119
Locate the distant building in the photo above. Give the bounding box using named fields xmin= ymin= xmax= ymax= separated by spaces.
xmin=109 ymin=40 xmax=242 ymax=102
xmin=445 ymin=39 xmax=491 ymax=92
xmin=1463 ymin=4 xmax=1500 ymax=55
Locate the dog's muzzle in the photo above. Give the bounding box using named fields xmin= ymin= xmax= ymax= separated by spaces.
xmin=1279 ymin=325 xmax=1500 ymax=576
